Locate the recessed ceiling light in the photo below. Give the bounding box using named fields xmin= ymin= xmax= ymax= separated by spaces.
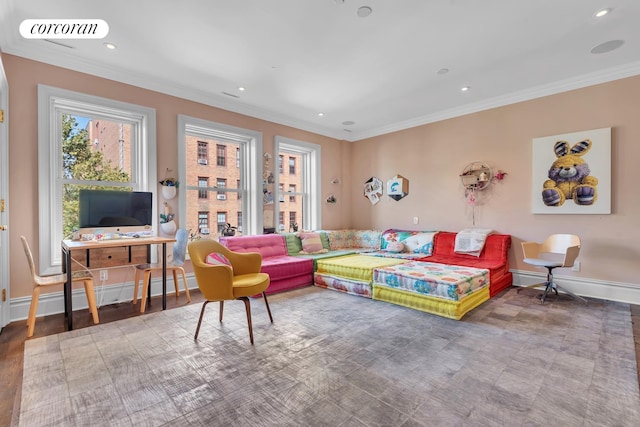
xmin=461 ymin=86 xmax=470 ymax=92
xmin=357 ymin=6 xmax=373 ymax=18
xmin=318 ymin=112 xmax=324 ymax=117
xmin=342 ymin=120 xmax=355 ymax=126
xmin=594 ymin=8 xmax=612 ymax=18
xmin=238 ymin=87 xmax=245 ymax=91
xmin=103 ymin=42 xmax=117 ymax=50
xmin=591 ymin=39 xmax=624 ymax=54
xmin=437 ymin=68 xmax=449 ymax=75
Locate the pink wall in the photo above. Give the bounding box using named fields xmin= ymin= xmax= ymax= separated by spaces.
xmin=350 ymin=75 xmax=640 ymax=285
xmin=5 ymin=51 xmax=640 ymax=300
xmin=3 ymin=53 xmax=350 ymax=298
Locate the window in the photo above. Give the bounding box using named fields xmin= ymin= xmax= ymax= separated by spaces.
xmin=278 ymin=211 xmax=285 ymax=230
xmin=216 ymin=144 xmax=226 ymax=166
xmin=198 ymin=177 xmax=209 ymax=199
xmin=289 ymin=156 xmax=296 ymax=175
xmin=38 ymin=85 xmax=156 ymax=274
xmin=289 ymin=211 xmax=297 ymax=231
xmin=197 ymin=141 xmax=208 ymax=165
xmin=217 ymin=211 xmax=227 ymax=234
xmin=237 ymin=211 xmax=243 ymax=232
xmin=278 ymin=183 xmax=285 ymax=202
xmin=278 ymin=155 xmax=284 ymax=173
xmin=289 ymin=184 xmax=296 ymax=202
xmin=217 ymin=178 xmax=227 ymax=200
xmin=179 ymin=115 xmax=263 ymax=236
xmin=274 ymin=136 xmax=321 ymax=232
xmin=198 ymin=211 xmax=209 ymax=234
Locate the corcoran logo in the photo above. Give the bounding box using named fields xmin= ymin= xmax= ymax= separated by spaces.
xmin=19 ymin=19 xmax=109 ymax=39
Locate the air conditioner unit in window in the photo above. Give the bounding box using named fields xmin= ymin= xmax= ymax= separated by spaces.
xmin=216 ymin=194 xmax=227 ymax=200
xmin=198 ymin=159 xmax=208 ymax=165
xmin=200 ymin=227 xmax=210 ymax=235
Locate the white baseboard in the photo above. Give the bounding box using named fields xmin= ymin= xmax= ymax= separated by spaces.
xmin=512 ymin=269 xmax=640 ymax=305
xmin=9 ymin=274 xmax=198 ymax=323
xmin=10 ymin=270 xmax=640 ymax=323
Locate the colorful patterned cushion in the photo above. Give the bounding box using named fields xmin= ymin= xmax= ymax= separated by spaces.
xmin=403 ymin=232 xmax=437 ymax=255
xmin=326 ymin=230 xmax=382 ymax=250
xmin=299 ymin=232 xmax=327 ymax=254
xmin=205 ymin=252 xmax=233 ymax=269
xmin=386 ymin=241 xmax=405 ymax=253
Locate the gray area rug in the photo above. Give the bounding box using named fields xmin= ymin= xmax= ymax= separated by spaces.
xmin=20 ymin=286 xmax=640 ymax=426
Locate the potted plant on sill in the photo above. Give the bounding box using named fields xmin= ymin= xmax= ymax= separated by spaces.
xmin=159 ymin=177 xmax=178 ymax=200
xmin=159 ymin=213 xmax=176 ymax=235
xmin=221 ymin=223 xmax=237 ymax=236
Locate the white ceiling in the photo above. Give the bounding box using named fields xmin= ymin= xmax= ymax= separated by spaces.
xmin=1 ymin=0 xmax=639 ymax=141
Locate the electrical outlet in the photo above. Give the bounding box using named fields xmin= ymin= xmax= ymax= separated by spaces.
xmin=413 ymin=216 xmax=419 ymax=225
xmin=100 ymin=270 xmax=108 ymax=281
xmin=572 ymin=261 xmax=581 ymax=272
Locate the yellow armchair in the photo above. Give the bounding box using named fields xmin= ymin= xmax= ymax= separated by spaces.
xmin=188 ymin=239 xmax=273 ymax=344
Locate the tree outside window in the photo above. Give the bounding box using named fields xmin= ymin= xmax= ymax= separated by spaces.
xmin=62 ymin=114 xmax=131 ymax=238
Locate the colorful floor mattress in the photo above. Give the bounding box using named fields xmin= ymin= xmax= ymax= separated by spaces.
xmin=314 ymin=255 xmax=409 ymax=298
xmin=372 ymin=261 xmax=490 ymax=319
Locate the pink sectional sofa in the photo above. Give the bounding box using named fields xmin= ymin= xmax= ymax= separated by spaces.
xmin=218 ymin=234 xmax=314 ymax=295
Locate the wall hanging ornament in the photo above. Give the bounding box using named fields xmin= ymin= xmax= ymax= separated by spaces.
xmin=460 ymin=162 xmax=492 ymax=191
xmin=363 ymin=176 xmax=383 ymax=205
xmin=159 ymin=203 xmax=176 ymax=235
xmin=159 ymin=171 xmax=178 ymax=200
xmin=386 ymin=174 xmax=409 ymax=201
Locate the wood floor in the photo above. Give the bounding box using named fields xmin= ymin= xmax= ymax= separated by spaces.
xmin=2 ymin=289 xmax=640 ymax=427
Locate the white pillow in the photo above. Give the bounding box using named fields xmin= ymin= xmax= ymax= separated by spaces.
xmin=403 ymin=232 xmax=437 ymax=254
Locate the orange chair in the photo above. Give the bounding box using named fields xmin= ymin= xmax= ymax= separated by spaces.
xmin=188 ymin=239 xmax=273 ymax=344
xmin=133 ymin=228 xmax=191 ymax=312
xmin=21 ymin=236 xmax=99 ymax=337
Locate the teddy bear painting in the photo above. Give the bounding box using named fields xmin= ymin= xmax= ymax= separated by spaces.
xmin=541 ymin=139 xmax=598 ymax=207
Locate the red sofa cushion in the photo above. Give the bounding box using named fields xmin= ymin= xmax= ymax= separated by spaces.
xmin=419 ymin=231 xmax=512 ymax=297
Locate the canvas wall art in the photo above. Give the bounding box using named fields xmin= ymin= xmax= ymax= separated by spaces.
xmin=531 ymin=127 xmax=611 ymax=214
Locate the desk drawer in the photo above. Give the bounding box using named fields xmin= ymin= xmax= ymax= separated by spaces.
xmin=71 ymin=246 xmax=148 ymax=269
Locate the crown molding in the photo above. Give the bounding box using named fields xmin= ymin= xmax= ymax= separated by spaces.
xmin=348 ymin=61 xmax=640 ymax=142
xmin=3 ymin=39 xmax=640 ymax=144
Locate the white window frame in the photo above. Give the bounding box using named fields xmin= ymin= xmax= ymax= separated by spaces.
xmin=178 ymin=115 xmax=263 ymax=235
xmin=38 ymin=85 xmax=156 ymax=275
xmin=274 ymin=136 xmax=321 ymax=231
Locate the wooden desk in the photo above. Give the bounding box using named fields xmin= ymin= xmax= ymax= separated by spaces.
xmin=61 ymin=236 xmax=175 ymax=331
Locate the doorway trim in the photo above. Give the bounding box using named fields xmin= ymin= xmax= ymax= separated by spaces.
xmin=0 ymin=54 xmax=10 ymax=329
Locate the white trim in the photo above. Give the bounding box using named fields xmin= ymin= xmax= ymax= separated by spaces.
xmin=3 ymin=28 xmax=640 ymax=142
xmin=9 ymin=275 xmax=198 ymax=323
xmin=8 ymin=270 xmax=640 ymax=322
xmin=512 ymin=269 xmax=640 ymax=305
xmin=0 ymin=54 xmax=10 ymax=328
xmin=37 ymin=85 xmax=157 ymax=275
xmin=346 ymin=62 xmax=640 ymax=141
xmin=177 ymin=115 xmax=263 ymax=235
